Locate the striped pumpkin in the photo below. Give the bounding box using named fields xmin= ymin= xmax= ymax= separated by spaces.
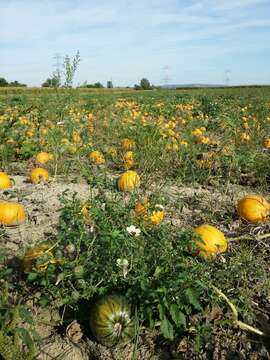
xmin=89 ymin=295 xmax=135 ymax=347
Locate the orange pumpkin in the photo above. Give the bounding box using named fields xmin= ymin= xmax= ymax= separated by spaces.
xmin=88 ymin=151 xmax=105 ymax=165
xmin=35 ymin=152 xmax=53 ymax=165
xmin=0 ymin=172 xmax=12 ymax=190
xmin=118 ymin=171 xmax=140 ymax=192
xmin=194 ymin=224 xmax=228 ymax=258
xmin=237 ymin=194 xmax=270 ymax=223
xmin=0 ymin=201 xmax=26 ymax=226
xmin=30 ymin=168 xmax=49 ymax=184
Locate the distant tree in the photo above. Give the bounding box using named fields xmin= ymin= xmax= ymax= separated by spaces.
xmin=140 ymin=78 xmax=152 ymax=90
xmin=52 ymin=70 xmax=61 ymax=88
xmin=85 ymin=82 xmax=104 ymax=88
xmin=42 ymin=78 xmax=53 ymax=87
xmin=42 ymin=75 xmax=59 ymax=88
xmin=9 ymin=80 xmax=26 ymax=87
xmin=134 ymin=84 xmax=141 ymax=90
xmin=63 ymin=50 xmax=81 ymax=88
xmin=107 ymin=80 xmax=113 ymax=88
xmin=0 ymin=77 xmax=8 ymax=87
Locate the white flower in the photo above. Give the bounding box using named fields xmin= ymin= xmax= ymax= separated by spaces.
xmin=155 ymin=204 xmax=164 ymax=210
xmin=101 ymin=203 xmax=106 ymax=211
xmin=116 ymin=258 xmax=129 ymax=278
xmin=126 ymin=225 xmax=141 ymax=237
xmin=116 ymin=258 xmax=129 ymax=268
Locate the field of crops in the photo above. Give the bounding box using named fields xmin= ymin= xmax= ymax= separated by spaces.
xmin=0 ymin=87 xmax=270 ymax=359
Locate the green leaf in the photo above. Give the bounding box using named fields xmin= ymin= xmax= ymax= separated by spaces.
xmin=158 ymin=303 xmax=165 ymax=320
xmin=185 ymin=288 xmax=202 ymax=311
xmin=16 ymin=327 xmax=34 ymax=350
xmin=160 ymin=316 xmax=174 ymax=340
xmin=169 ymin=304 xmax=186 ymax=328
xmin=29 ymin=328 xmax=43 ymax=345
xmin=18 ymin=307 xmax=34 ymax=325
xmin=27 ymin=272 xmax=38 ymax=282
xmin=38 ymin=295 xmax=50 ymax=308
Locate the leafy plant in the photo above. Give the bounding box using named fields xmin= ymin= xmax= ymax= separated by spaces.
xmin=24 ymin=191 xmax=208 ymax=341
xmin=0 ymin=282 xmax=40 ymax=360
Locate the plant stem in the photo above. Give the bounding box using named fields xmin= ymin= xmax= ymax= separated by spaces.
xmin=229 ymin=232 xmax=270 ymax=242
xmin=211 ymin=285 xmax=266 ymax=337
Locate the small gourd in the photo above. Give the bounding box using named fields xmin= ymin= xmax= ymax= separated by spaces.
xmin=30 ymin=168 xmax=49 ymax=184
xmin=0 ymin=172 xmax=12 ymax=190
xmin=117 ymin=170 xmax=140 ymax=192
xmin=237 ymin=194 xmax=270 ymax=223
xmin=194 ymin=224 xmax=228 ymax=258
xmin=89 ymin=295 xmax=135 ymax=347
xmin=0 ymin=201 xmax=26 ymax=226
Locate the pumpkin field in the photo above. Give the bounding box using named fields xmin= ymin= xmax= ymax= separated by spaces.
xmin=1 ymin=86 xmax=270 ymax=359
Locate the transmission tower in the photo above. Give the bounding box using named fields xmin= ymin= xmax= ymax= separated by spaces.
xmin=225 ymin=69 xmax=231 ymax=86
xmin=53 ymin=53 xmax=63 ymax=87
xmin=53 ymin=53 xmax=62 ymax=72
xmin=162 ymin=65 xmax=171 ymax=86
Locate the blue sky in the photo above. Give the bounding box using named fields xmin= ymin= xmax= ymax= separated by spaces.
xmin=1 ymin=0 xmax=270 ymax=86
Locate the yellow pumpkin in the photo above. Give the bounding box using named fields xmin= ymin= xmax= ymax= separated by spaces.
xmin=0 ymin=172 xmax=12 ymax=190
xmin=240 ymin=132 xmax=250 ymax=142
xmin=35 ymin=152 xmax=53 ymax=164
xmin=194 ymin=224 xmax=228 ymax=258
xmin=237 ymin=194 xmax=270 ymax=223
xmin=88 ymin=151 xmax=105 ymax=165
xmin=263 ymin=138 xmax=270 ymax=149
xmin=117 ymin=171 xmax=140 ymax=192
xmin=30 ymin=168 xmax=49 ymax=184
xmin=0 ymin=201 xmax=26 ymax=226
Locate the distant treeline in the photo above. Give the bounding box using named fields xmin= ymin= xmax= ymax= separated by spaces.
xmin=176 ymin=85 xmax=270 ymax=90
xmin=0 ymin=77 xmax=27 ymax=87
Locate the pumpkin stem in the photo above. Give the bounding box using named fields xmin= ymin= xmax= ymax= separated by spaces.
xmin=114 ymin=322 xmax=122 ymax=337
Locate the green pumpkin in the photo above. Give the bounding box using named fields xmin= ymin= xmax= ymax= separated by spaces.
xmin=89 ymin=295 xmax=135 ymax=347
